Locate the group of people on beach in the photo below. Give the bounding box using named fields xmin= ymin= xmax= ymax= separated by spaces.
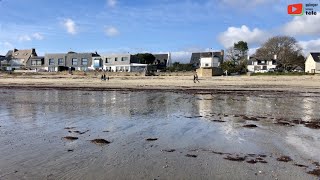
xmin=101 ymin=74 xmax=109 ymax=81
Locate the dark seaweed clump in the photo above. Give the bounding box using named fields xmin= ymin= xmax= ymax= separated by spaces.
xmin=91 ymin=139 xmax=111 ymax=144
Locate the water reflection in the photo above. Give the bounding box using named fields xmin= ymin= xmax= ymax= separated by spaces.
xmin=0 ymin=89 xmax=320 ymax=159
xmin=301 ymin=97 xmax=315 ymax=121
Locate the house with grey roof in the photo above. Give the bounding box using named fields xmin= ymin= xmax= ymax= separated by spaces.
xmin=102 ymin=53 xmax=147 ymax=72
xmin=44 ymin=51 xmax=101 ymax=72
xmin=190 ymin=50 xmax=224 ymax=68
xmin=3 ymin=48 xmax=38 ymax=70
xmin=305 ymin=52 xmax=320 ymax=73
xmin=153 ymin=53 xmax=172 ymax=70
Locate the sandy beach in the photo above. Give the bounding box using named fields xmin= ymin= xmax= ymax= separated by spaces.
xmin=1 ymin=73 xmax=320 ymax=93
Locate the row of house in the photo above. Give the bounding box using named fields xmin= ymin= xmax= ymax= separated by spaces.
xmin=247 ymin=53 xmax=320 ymax=73
xmin=1 ymin=48 xmax=319 ymax=74
xmin=0 ymin=48 xmax=172 ymax=72
xmin=191 ymin=51 xmax=320 ymax=74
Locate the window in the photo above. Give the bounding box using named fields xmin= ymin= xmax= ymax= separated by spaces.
xmin=105 ymin=58 xmax=111 ymax=63
xmin=58 ymin=58 xmax=64 ymax=65
xmin=262 ymin=66 xmax=267 ymax=70
xmin=93 ymin=59 xmax=101 ymax=67
xmin=31 ymin=60 xmax=37 ymax=66
xmin=32 ymin=60 xmax=42 ymax=66
xmin=122 ymin=57 xmax=129 ymax=61
xmin=205 ymin=63 xmax=209 ymax=67
xmin=115 ymin=57 xmax=118 ymax=61
xmin=72 ymin=58 xmax=78 ymax=65
xmin=49 ymin=58 xmax=55 ymax=65
xmin=81 ymin=58 xmax=88 ymax=65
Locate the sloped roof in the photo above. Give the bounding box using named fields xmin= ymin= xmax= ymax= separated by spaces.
xmin=11 ymin=49 xmax=37 ymax=60
xmin=30 ymin=56 xmax=44 ymax=60
xmin=154 ymin=54 xmax=168 ymax=61
xmin=190 ymin=52 xmax=223 ymax=65
xmin=310 ymin=52 xmax=320 ymax=62
xmin=5 ymin=50 xmax=13 ymax=58
xmin=292 ymin=65 xmax=303 ymax=70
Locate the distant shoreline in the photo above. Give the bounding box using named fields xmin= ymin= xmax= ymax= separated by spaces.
xmin=1 ymin=75 xmax=320 ymax=94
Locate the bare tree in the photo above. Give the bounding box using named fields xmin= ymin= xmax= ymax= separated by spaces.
xmin=254 ymin=36 xmax=303 ymax=69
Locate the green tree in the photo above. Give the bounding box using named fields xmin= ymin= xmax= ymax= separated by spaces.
xmin=234 ymin=41 xmax=249 ymax=60
xmin=220 ymin=61 xmax=236 ymax=74
xmin=134 ymin=53 xmax=155 ymax=64
xmin=167 ymin=62 xmax=193 ymax=72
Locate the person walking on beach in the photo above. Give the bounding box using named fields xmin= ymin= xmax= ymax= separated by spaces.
xmin=194 ymin=72 xmax=200 ymax=83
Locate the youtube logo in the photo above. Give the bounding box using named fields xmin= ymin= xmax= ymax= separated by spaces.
xmin=288 ymin=3 xmax=303 ymax=15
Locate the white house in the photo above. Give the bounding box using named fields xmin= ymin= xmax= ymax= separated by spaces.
xmin=200 ymin=56 xmax=220 ymax=68
xmin=247 ymin=57 xmax=277 ymax=73
xmin=102 ymin=54 xmax=147 ymax=72
xmin=305 ymin=52 xmax=320 ymax=73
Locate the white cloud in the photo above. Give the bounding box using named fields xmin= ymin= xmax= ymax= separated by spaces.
xmin=32 ymin=33 xmax=44 ymax=40
xmin=170 ymin=51 xmax=192 ymax=63
xmin=282 ymin=15 xmax=320 ymax=36
xmin=18 ymin=33 xmax=44 ymax=42
xmin=0 ymin=41 xmax=14 ymax=54
xmin=218 ymin=25 xmax=269 ymax=48
xmin=299 ymin=39 xmax=320 ymax=55
xmin=107 ymin=0 xmax=117 ymax=7
xmin=63 ymin=18 xmax=77 ymax=35
xmin=18 ymin=35 xmax=32 ymax=42
xmin=105 ymin=26 xmax=119 ymax=37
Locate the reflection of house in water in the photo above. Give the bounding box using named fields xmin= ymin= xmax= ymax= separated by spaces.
xmin=301 ymin=97 xmax=315 ymax=121
xmin=197 ymin=95 xmax=215 ymax=117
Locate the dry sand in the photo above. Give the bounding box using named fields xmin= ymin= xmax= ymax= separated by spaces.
xmin=1 ymin=73 xmax=320 ymax=93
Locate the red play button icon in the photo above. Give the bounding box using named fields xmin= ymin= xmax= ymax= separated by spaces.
xmin=288 ymin=3 xmax=303 ymax=15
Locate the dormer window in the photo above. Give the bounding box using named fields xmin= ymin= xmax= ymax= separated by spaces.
xmin=15 ymin=53 xmax=19 ymax=56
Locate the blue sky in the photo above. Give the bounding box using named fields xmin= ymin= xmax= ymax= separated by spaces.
xmin=0 ymin=0 xmax=319 ymax=62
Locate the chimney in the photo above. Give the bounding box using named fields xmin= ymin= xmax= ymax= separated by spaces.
xmin=13 ymin=48 xmax=18 ymax=52
xmin=221 ymin=49 xmax=224 ymax=62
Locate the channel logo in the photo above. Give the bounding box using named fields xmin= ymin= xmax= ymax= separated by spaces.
xmin=288 ymin=3 xmax=304 ymax=15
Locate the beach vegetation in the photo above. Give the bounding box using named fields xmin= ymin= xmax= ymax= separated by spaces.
xmin=167 ymin=62 xmax=193 ymax=72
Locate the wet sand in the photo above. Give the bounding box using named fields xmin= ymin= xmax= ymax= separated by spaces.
xmin=1 ymin=74 xmax=320 ymax=93
xmin=1 ymin=80 xmax=320 ymax=179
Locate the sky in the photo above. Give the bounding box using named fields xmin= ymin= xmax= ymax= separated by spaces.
xmin=0 ymin=0 xmax=319 ymax=63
